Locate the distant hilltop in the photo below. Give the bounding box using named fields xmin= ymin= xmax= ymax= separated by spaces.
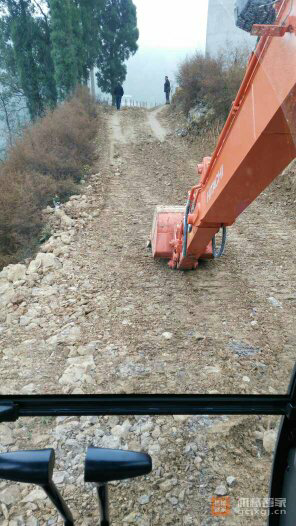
xmin=206 ymin=0 xmax=256 ymax=56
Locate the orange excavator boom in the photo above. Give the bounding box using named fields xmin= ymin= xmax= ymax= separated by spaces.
xmin=152 ymin=0 xmax=296 ymax=270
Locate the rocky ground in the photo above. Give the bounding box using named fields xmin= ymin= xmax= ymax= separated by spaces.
xmin=0 ymin=106 xmax=295 ymax=524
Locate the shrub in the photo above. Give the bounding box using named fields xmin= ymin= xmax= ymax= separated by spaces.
xmin=174 ymin=47 xmax=249 ymax=120
xmin=0 ymin=87 xmax=98 ymax=269
xmin=6 ymin=88 xmax=97 ymax=181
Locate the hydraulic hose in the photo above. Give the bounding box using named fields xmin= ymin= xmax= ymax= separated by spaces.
xmin=212 ymin=226 xmax=227 ymax=258
xmin=182 ymin=200 xmax=191 ymax=258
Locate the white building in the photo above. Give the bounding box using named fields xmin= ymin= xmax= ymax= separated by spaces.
xmin=206 ymin=0 xmax=256 ymax=56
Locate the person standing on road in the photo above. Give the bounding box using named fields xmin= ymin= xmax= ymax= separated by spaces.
xmin=114 ymin=82 xmax=124 ymax=110
xmin=164 ymin=76 xmax=171 ymax=104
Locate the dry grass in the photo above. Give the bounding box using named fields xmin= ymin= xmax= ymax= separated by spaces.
xmin=0 ymin=87 xmax=98 ymax=269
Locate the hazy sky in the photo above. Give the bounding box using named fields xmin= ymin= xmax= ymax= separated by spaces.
xmin=133 ymin=0 xmax=209 ymax=51
xmin=123 ymin=0 xmax=209 ymax=105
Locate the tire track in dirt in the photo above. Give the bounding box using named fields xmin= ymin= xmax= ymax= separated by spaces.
xmin=147 ymin=107 xmax=167 ymax=142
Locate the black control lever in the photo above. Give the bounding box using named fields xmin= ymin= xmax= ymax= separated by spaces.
xmin=0 ymin=449 xmax=74 ymax=526
xmin=85 ymin=447 xmax=152 ymax=526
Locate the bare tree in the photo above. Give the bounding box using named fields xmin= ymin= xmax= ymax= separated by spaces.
xmin=0 ymin=92 xmax=13 ymax=147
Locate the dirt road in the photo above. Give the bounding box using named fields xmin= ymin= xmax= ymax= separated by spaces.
xmin=1 ymin=106 xmax=296 ymax=525
xmin=72 ymin=105 xmax=296 ymax=397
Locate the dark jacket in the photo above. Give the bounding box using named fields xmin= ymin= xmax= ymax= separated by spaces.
xmin=164 ymin=79 xmax=171 ymax=93
xmin=114 ymin=85 xmax=124 ymax=97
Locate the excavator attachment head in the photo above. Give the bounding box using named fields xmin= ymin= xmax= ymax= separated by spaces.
xmin=151 ymin=206 xmax=185 ymax=260
xmin=151 ymin=205 xmax=216 ymax=269
xmin=235 ymin=0 xmax=277 ymax=33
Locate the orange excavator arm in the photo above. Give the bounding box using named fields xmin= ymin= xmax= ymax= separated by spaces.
xmin=152 ymin=0 xmax=296 ymax=270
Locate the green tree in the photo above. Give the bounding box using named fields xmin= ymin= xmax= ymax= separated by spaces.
xmin=70 ymin=0 xmax=85 ymax=83
xmin=3 ymin=0 xmax=44 ymax=119
xmin=48 ymin=0 xmax=78 ymax=99
xmin=68 ymin=0 xmax=104 ymax=86
xmin=0 ymin=0 xmax=103 ymax=120
xmin=32 ymin=2 xmax=58 ymax=109
xmin=78 ymin=0 xmax=104 ymax=83
xmin=0 ymin=14 xmax=28 ymax=149
xmin=96 ymin=0 xmax=139 ymax=98
xmin=0 ymin=0 xmax=57 ymax=120
xmin=0 ymin=15 xmax=22 ymax=97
